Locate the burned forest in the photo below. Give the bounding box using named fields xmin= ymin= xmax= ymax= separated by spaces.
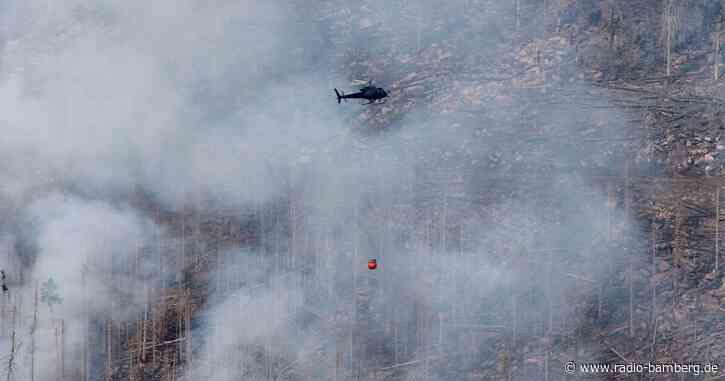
xmin=0 ymin=0 xmax=724 ymax=380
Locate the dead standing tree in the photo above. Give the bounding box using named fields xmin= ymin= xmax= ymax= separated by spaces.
xmin=5 ymin=302 xmax=15 ymax=381
xmin=663 ymin=0 xmax=680 ymax=79
xmin=30 ymin=282 xmax=37 ymax=381
xmin=625 ymin=157 xmax=635 ymax=340
xmin=5 ymin=332 xmax=14 ymax=381
xmin=714 ymin=20 xmax=721 ymax=80
xmin=716 ymin=186 xmax=722 ymax=278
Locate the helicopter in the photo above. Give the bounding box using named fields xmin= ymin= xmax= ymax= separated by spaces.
xmin=334 ymin=80 xmax=388 ymax=105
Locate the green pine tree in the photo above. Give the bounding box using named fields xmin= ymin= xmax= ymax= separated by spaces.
xmin=40 ymin=277 xmax=63 ymax=312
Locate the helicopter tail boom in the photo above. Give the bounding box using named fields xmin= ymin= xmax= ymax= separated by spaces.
xmin=334 ymin=88 xmax=343 ymax=104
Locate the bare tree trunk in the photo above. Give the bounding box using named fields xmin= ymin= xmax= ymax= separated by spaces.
xmin=650 ymin=217 xmax=657 ymax=349
xmin=141 ymin=309 xmax=147 ymax=363
xmin=651 ymin=316 xmax=658 ymax=360
xmin=151 ymin=301 xmax=157 ymax=366
xmin=625 ymin=159 xmax=634 ymax=339
xmin=273 ymin=208 xmax=280 ymax=277
xmin=157 ymin=207 xmax=163 ymax=290
xmin=333 ymin=213 xmax=343 ymax=381
xmin=106 ymin=320 xmax=112 ymax=381
xmin=544 ymin=252 xmax=551 ymax=381
xmin=6 ymin=330 xmax=14 ymax=381
xmin=393 ymin=315 xmax=398 ymax=366
xmin=185 ymin=301 xmax=192 ymax=371
xmin=335 ymin=347 xmax=343 ymax=381
xmin=665 ymin=0 xmax=673 ymax=77
xmin=417 ymin=3 xmax=423 ymax=53
xmin=512 ymin=294 xmax=517 ymax=348
xmin=673 ymin=202 xmax=685 ymax=308
xmin=716 ymin=187 xmax=721 ymax=276
xmin=129 ymin=342 xmax=134 ymax=381
xmin=715 ymin=22 xmax=720 ymax=80
xmin=609 ymin=7 xmax=616 ymax=51
xmin=536 ymin=44 xmax=544 ymax=85
xmin=176 ymin=297 xmax=182 ymax=368
xmin=441 ymin=185 xmax=447 ymax=256
xmin=600 ymin=182 xmax=616 ymax=320
xmin=31 ymin=282 xmax=38 ymax=381
xmin=510 ymin=293 xmax=517 ymax=381
xmin=351 ymin=194 xmax=359 ymax=379
xmin=134 ymin=244 xmax=143 ymax=373
xmin=0 ymin=285 xmax=4 ymax=337
xmin=194 ymin=192 xmax=201 ymax=272
xmin=56 ymin=319 xmax=64 ymax=381
xmin=82 ymin=266 xmax=89 ymax=381
xmin=607 ymin=181 xmax=614 ymax=241
xmin=180 ymin=203 xmax=186 ymax=287
xmin=266 ymin=310 xmax=272 ymax=380
xmin=5 ymin=303 xmax=15 ymax=381
xmin=290 ymin=195 xmax=296 ymax=272
xmin=438 ymin=312 xmax=443 ymax=353
xmin=459 ymin=223 xmax=466 ymax=319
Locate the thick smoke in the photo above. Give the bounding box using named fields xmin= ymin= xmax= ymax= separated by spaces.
xmin=19 ymin=194 xmax=157 ymax=381
xmin=0 ymin=0 xmax=341 ymax=207
xmin=0 ymin=0 xmax=660 ymax=380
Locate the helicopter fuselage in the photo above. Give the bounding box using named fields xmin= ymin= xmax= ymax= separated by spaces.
xmin=335 ymin=86 xmax=388 ymax=104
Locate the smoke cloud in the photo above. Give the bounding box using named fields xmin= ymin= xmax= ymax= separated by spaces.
xmin=0 ymin=0 xmax=664 ymax=380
